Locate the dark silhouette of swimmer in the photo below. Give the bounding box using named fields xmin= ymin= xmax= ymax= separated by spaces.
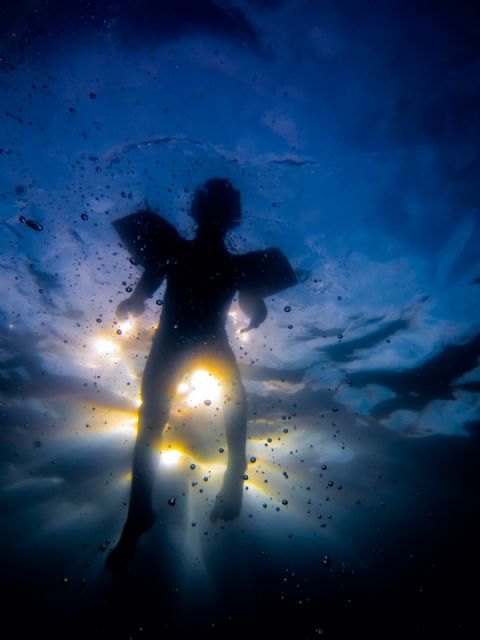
xmin=106 ymin=178 xmax=297 ymax=570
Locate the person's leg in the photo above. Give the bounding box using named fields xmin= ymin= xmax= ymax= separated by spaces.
xmin=210 ymin=345 xmax=247 ymax=522
xmin=107 ymin=337 xmax=183 ymax=569
xmin=126 ymin=349 xmax=177 ymax=526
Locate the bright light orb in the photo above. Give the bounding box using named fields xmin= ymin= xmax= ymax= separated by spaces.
xmin=160 ymin=449 xmax=182 ymax=466
xmin=185 ymin=369 xmax=221 ymax=407
xmin=94 ymin=338 xmax=119 ymax=356
xmin=177 ymin=381 xmax=189 ymax=394
xmin=118 ymin=319 xmax=135 ymax=334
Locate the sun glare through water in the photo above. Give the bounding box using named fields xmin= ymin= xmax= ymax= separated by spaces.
xmin=159 ymin=449 xmax=182 ymax=466
xmin=94 ymin=338 xmax=119 ymax=356
xmin=177 ymin=369 xmax=221 ymax=407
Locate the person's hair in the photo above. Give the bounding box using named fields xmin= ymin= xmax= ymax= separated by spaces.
xmin=190 ymin=178 xmax=241 ymax=230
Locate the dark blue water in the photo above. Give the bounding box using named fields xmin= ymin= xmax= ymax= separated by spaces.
xmin=0 ymin=1 xmax=478 ymax=638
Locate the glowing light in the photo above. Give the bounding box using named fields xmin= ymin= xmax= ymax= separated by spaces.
xmin=94 ymin=338 xmax=119 ymax=356
xmin=185 ymin=369 xmax=221 ymax=407
xmin=118 ymin=319 xmax=135 ymax=334
xmin=116 ymin=418 xmax=137 ymax=435
xmin=239 ymin=330 xmax=249 ymax=343
xmin=177 ymin=381 xmax=189 ymax=394
xmin=160 ymin=449 xmax=182 ymax=466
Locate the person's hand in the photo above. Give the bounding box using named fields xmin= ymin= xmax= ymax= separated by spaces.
xmin=116 ymin=299 xmax=130 ymax=320
xmin=116 ymin=298 xmax=145 ymax=319
xmin=238 ymin=293 xmax=267 ymax=333
xmin=240 ymin=319 xmax=259 ymax=333
xmin=294 ymin=268 xmax=310 ymax=283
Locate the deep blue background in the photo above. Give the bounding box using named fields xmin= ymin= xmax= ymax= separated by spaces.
xmin=0 ymin=1 xmax=479 ymax=638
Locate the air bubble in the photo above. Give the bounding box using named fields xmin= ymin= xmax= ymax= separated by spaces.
xmin=25 ymin=219 xmax=44 ymax=231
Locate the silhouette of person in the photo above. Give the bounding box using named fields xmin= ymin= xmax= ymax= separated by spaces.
xmin=107 ymin=178 xmax=297 ymax=570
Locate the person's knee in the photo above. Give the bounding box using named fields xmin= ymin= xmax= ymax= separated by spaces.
xmin=224 ymin=382 xmax=246 ymax=409
xmin=226 ymin=379 xmax=247 ymax=403
xmin=142 ymin=370 xmax=175 ymax=401
xmin=237 ymin=382 xmax=247 ymax=407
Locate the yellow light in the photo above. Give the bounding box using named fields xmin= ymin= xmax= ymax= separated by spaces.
xmin=177 ymin=381 xmax=189 ymax=394
xmin=160 ymin=449 xmax=182 ymax=466
xmin=116 ymin=418 xmax=137 ymax=435
xmin=94 ymin=338 xmax=119 ymax=356
xmin=118 ymin=319 xmax=135 ymax=334
xmin=186 ymin=369 xmax=221 ymax=407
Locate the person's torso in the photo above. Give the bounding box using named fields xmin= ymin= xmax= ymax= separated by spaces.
xmin=160 ymin=239 xmax=239 ymax=341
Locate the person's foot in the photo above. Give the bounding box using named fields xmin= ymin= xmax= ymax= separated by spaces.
xmin=210 ymin=472 xmax=243 ymax=523
xmin=106 ymin=508 xmax=156 ymax=572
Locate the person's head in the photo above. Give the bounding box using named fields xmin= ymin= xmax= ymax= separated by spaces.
xmin=190 ymin=178 xmax=241 ymax=235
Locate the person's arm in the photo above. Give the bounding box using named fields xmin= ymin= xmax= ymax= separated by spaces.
xmin=238 ymin=291 xmax=268 ymax=332
xmin=116 ymin=268 xmax=165 ymax=319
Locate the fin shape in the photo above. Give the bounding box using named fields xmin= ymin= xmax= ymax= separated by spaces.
xmin=234 ymin=248 xmax=298 ymax=297
xmin=112 ymin=209 xmax=182 ymax=271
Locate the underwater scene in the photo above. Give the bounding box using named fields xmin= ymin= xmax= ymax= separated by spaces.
xmin=0 ymin=1 xmax=479 ymax=638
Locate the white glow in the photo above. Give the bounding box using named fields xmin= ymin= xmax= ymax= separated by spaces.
xmin=177 ymin=381 xmax=189 ymax=394
xmin=118 ymin=319 xmax=135 ymax=334
xmin=160 ymin=449 xmax=182 ymax=466
xmin=186 ymin=369 xmax=221 ymax=407
xmin=239 ymin=330 xmax=249 ymax=343
xmin=116 ymin=418 xmax=137 ymax=435
xmin=94 ymin=338 xmax=119 ymax=356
